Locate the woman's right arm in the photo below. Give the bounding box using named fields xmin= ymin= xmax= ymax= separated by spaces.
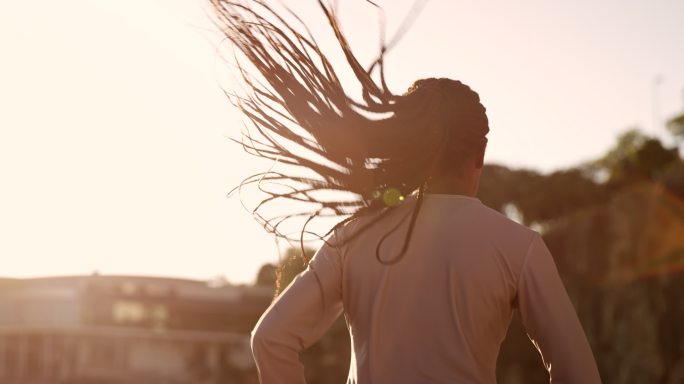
xmin=251 ymin=240 xmax=344 ymax=384
xmin=517 ymin=234 xmax=602 ymax=383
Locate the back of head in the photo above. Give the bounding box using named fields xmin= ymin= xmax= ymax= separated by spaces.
xmin=395 ymin=78 xmax=489 ymax=177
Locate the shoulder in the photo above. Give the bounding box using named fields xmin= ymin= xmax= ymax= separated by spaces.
xmin=328 ymin=209 xmax=384 ymax=250
xmin=472 ymin=203 xmax=537 ymax=238
xmin=454 ymin=202 xmax=541 ymax=267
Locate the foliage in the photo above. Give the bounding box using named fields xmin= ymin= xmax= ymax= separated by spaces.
xmin=594 ymin=129 xmax=680 ymax=187
xmin=275 ymin=247 xmax=316 ymax=295
xmin=255 ymin=264 xmax=277 ymax=287
xmin=667 ymin=112 xmax=684 ymax=140
xmin=478 ymin=165 xmax=609 ymax=225
xmin=478 ymin=129 xmax=681 ymax=227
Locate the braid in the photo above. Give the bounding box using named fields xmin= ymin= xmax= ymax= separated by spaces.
xmin=399 ymin=78 xmax=489 ymax=165
xmin=210 ymin=1 xmax=489 ymax=262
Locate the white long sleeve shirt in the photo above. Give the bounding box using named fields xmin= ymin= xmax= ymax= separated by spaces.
xmin=251 ymin=194 xmax=602 ymax=383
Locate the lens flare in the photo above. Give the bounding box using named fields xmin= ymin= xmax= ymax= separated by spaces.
xmin=382 ymin=188 xmax=404 ymax=207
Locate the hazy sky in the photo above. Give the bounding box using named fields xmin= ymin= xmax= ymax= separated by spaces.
xmin=1 ymin=0 xmax=683 ymax=284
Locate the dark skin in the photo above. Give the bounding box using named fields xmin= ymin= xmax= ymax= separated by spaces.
xmin=425 ymin=143 xmax=486 ymax=197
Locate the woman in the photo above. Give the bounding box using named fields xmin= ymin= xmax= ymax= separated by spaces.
xmin=210 ymin=1 xmax=602 ymax=383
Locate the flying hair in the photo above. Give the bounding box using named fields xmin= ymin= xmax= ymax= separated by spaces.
xmin=209 ymin=0 xmax=489 ymax=265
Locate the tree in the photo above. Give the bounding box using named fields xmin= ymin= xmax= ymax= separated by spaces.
xmin=594 ymin=129 xmax=679 ymax=186
xmin=275 ymin=247 xmax=316 ymax=295
xmin=255 ymin=264 xmax=277 ymax=287
xmin=478 ymin=164 xmax=608 ymax=226
xmin=667 ymin=112 xmax=684 ymax=141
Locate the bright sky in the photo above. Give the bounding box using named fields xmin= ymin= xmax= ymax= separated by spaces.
xmin=1 ymin=0 xmax=683 ymax=284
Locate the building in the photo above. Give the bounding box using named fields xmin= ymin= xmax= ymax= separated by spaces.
xmin=0 ymin=275 xmax=273 ymax=383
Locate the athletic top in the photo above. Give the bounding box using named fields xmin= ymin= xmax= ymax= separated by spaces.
xmin=250 ymin=194 xmax=602 ymax=383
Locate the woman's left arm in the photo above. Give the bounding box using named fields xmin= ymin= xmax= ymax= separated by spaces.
xmin=251 ymin=241 xmax=344 ymax=384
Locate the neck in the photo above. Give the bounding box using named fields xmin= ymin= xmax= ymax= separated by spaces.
xmin=425 ymin=177 xmax=477 ymax=197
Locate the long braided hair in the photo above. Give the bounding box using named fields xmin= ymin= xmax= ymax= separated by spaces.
xmin=209 ymin=0 xmax=489 ymax=264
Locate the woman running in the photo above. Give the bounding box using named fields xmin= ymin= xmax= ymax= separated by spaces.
xmin=209 ymin=1 xmax=602 ymax=383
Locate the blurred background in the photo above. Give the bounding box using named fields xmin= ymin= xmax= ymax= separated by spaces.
xmin=1 ymin=0 xmax=683 ymax=383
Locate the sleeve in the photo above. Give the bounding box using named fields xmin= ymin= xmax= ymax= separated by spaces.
xmin=250 ymin=239 xmax=344 ymax=384
xmin=517 ymin=234 xmax=602 ymax=384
